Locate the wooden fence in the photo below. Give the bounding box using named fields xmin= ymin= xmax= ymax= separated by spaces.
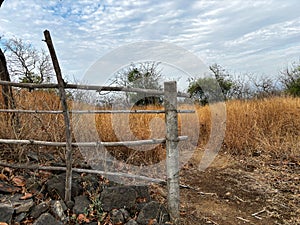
xmin=0 ymin=30 xmax=193 ymax=223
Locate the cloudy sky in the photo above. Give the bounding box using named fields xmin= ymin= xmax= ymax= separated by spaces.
xmin=0 ymin=0 xmax=300 ymax=84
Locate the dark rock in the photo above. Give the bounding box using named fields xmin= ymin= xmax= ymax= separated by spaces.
xmin=125 ymin=219 xmax=138 ymax=225
xmin=46 ymin=172 xmax=83 ymax=200
xmin=51 ymin=200 xmax=67 ymax=222
xmin=136 ymin=202 xmax=147 ymax=212
xmin=73 ymin=195 xmax=91 ymax=214
xmin=27 ymin=151 xmax=39 ymax=161
xmin=131 ymin=186 xmax=150 ymax=202
xmin=4 ymin=194 xmax=34 ymax=214
xmin=0 ymin=180 xmax=21 ymax=193
xmin=136 ymin=201 xmax=170 ymax=225
xmin=14 ymin=212 xmax=27 ymax=223
xmin=100 ymin=185 xmax=150 ymax=212
xmin=30 ymin=202 xmax=49 ymax=219
xmin=26 ymin=177 xmax=42 ymax=194
xmin=15 ymin=198 xmax=34 ymax=214
xmin=0 ymin=203 xmax=14 ymax=223
xmin=119 ymin=208 xmax=130 ymax=221
xmin=81 ymin=174 xmax=102 ymax=194
xmin=66 ymin=200 xmax=75 ymax=209
xmin=100 ymin=186 xmax=137 ymax=211
xmin=33 ymin=213 xmax=63 ymax=225
xmin=110 ymin=209 xmax=125 ymax=224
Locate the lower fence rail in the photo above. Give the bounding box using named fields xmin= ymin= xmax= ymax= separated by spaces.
xmin=0 ymin=136 xmax=188 ymax=147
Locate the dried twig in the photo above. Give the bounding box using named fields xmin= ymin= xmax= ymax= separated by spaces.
xmin=234 ymin=195 xmax=246 ymax=202
xmin=251 ymin=208 xmax=266 ymax=220
xmin=204 ymin=216 xmax=220 ymax=225
xmin=237 ymin=217 xmax=250 ymax=223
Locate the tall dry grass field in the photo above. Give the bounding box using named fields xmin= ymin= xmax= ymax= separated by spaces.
xmin=0 ymin=88 xmax=299 ymax=164
xmin=0 ymin=89 xmax=66 ymax=160
xmin=224 ymin=97 xmax=300 ymax=159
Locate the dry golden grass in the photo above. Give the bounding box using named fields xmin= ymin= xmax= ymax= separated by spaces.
xmin=0 ymin=88 xmax=299 ymax=163
xmin=224 ymin=97 xmax=300 ymax=159
xmin=0 ymin=89 xmax=65 ymax=160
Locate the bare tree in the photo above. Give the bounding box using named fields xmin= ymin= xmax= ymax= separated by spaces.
xmin=229 ymin=73 xmax=253 ymax=99
xmin=3 ymin=37 xmax=54 ymax=83
xmin=251 ymin=74 xmax=281 ymax=98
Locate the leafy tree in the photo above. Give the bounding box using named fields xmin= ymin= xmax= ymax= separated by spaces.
xmin=188 ymin=64 xmax=235 ymax=105
xmin=280 ymin=62 xmax=300 ymax=97
xmin=2 ymin=37 xmax=54 ymax=83
xmin=209 ymin=64 xmax=236 ymax=100
xmin=109 ymin=61 xmax=163 ymax=106
xmin=188 ymin=77 xmax=225 ymax=105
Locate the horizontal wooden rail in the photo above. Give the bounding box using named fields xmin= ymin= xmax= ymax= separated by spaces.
xmin=0 ymin=80 xmax=190 ymax=98
xmin=0 ymin=109 xmax=195 ymax=114
xmin=0 ymin=161 xmax=165 ymax=183
xmin=0 ymin=136 xmax=188 ymax=147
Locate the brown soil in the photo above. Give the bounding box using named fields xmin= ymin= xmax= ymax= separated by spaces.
xmin=167 ymin=152 xmax=300 ymax=225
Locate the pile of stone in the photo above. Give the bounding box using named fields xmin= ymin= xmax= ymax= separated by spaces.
xmin=0 ymin=172 xmax=171 ymax=225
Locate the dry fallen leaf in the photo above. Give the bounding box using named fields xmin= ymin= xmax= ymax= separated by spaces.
xmin=147 ymin=219 xmax=157 ymax=225
xmin=0 ymin=173 xmax=9 ymax=181
xmin=12 ymin=176 xmax=26 ymax=187
xmin=20 ymin=192 xmax=33 ymax=200
xmin=77 ymin=214 xmax=90 ymax=223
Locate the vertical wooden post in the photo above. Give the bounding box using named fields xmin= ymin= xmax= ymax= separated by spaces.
xmin=164 ymin=81 xmax=180 ymax=224
xmin=0 ymin=48 xmax=20 ymax=133
xmin=43 ymin=30 xmax=73 ymax=204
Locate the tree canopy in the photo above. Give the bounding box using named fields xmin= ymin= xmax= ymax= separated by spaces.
xmin=281 ymin=62 xmax=300 ymax=97
xmin=187 ymin=64 xmax=234 ymax=105
xmin=109 ymin=61 xmax=163 ymax=106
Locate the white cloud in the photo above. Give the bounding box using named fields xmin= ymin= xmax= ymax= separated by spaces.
xmin=0 ymin=0 xmax=299 ymax=81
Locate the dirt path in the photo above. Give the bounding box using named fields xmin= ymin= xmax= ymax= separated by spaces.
xmin=157 ymin=153 xmax=300 ymax=225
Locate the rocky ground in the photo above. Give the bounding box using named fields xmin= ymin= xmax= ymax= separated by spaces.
xmin=0 ymin=168 xmax=170 ymax=225
xmin=0 ymin=151 xmax=299 ymax=225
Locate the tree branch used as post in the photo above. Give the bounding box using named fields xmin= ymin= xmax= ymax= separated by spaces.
xmin=164 ymin=81 xmax=180 ymax=224
xmin=43 ymin=30 xmax=73 ymax=205
xmin=0 ymin=48 xmax=20 ymax=133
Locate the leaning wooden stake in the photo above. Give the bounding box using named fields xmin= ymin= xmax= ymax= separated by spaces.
xmin=164 ymin=81 xmax=180 ymax=224
xmin=43 ymin=30 xmax=73 ymax=204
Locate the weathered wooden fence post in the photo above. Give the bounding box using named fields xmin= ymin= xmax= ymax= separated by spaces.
xmin=0 ymin=48 xmax=20 ymax=133
xmin=43 ymin=30 xmax=73 ymax=204
xmin=164 ymin=81 xmax=180 ymax=224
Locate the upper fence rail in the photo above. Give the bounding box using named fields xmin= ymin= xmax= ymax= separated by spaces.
xmin=0 ymin=80 xmax=190 ymax=98
xmin=0 ymin=109 xmax=195 ymax=114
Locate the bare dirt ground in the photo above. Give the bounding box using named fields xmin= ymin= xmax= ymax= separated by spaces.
xmin=167 ymin=152 xmax=300 ymax=225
